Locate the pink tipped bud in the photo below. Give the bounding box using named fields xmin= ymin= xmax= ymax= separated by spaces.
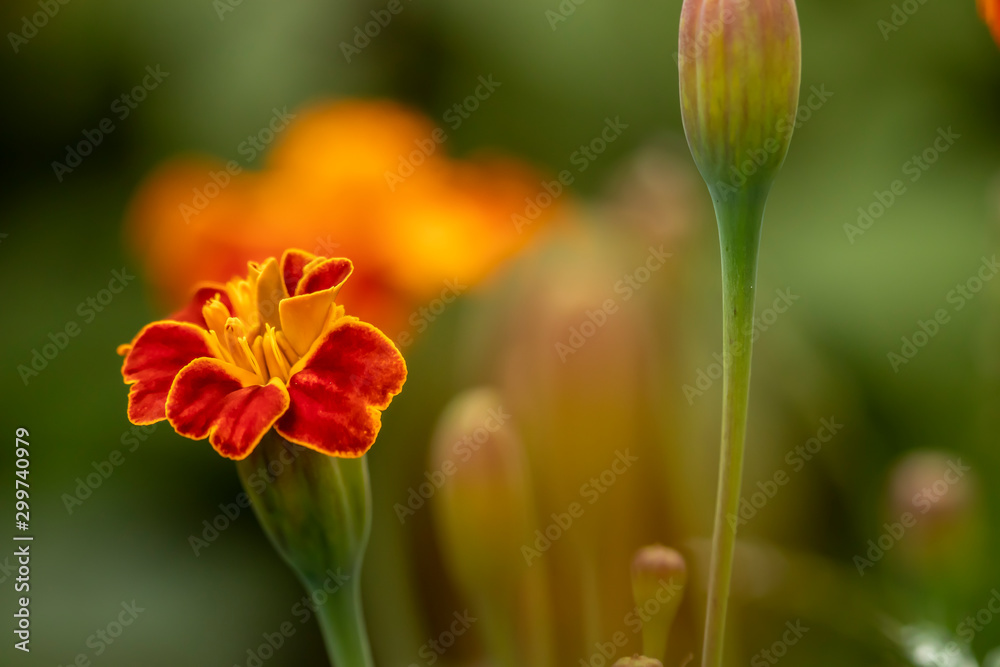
xmin=631 ymin=545 xmax=687 ymax=662
xmin=678 ymin=0 xmax=802 ymax=196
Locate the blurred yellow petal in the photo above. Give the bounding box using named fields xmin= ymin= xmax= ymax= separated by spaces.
xmin=981 ymin=0 xmax=1000 ymax=45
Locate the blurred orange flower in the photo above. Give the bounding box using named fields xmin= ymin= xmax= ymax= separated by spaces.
xmin=126 ymin=100 xmax=559 ymax=344
xmin=982 ymin=0 xmax=1000 ymax=45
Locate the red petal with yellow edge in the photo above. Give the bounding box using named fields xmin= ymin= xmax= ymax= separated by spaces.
xmin=279 ymin=258 xmax=355 ymax=356
xmin=280 ymin=248 xmax=316 ymax=296
xmin=168 ymin=284 xmax=233 ymax=328
xmin=277 ymin=318 xmax=407 ymax=457
xmin=166 ymin=358 xmax=290 ymax=460
xmin=120 ymin=322 xmax=216 ymax=425
xmin=296 ymin=258 xmax=354 ymax=296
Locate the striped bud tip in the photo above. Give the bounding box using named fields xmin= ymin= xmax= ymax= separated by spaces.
xmin=678 ymin=0 xmax=801 ymax=198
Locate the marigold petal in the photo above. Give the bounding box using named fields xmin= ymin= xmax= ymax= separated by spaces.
xmin=296 ymin=258 xmax=354 ymax=296
xmin=255 ymin=257 xmax=285 ymax=330
xmin=278 ymin=259 xmax=354 ymax=356
xmin=167 ymin=284 xmax=233 ymax=328
xmin=120 ymin=322 xmax=217 ymax=425
xmin=280 ymin=248 xmax=316 ymax=297
xmin=166 ymin=358 xmax=290 ymax=460
xmin=276 ymin=318 xmax=407 ymax=457
xmin=279 ymin=289 xmax=338 ymax=357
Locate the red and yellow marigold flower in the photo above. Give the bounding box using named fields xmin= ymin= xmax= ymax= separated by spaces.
xmin=981 ymin=0 xmax=1000 ymax=45
xmin=118 ymin=249 xmax=407 ymax=460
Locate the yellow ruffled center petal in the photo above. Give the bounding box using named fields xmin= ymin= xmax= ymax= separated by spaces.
xmin=199 ymin=255 xmax=345 ymax=385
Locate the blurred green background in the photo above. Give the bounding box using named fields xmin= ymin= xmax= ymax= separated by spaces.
xmin=1 ymin=0 xmax=999 ymax=665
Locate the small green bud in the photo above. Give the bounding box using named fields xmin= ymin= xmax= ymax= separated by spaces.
xmin=631 ymin=545 xmax=687 ymax=661
xmin=678 ymin=0 xmax=802 ymax=197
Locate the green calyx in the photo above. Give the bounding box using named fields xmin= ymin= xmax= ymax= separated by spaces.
xmin=237 ymin=430 xmax=374 ymax=667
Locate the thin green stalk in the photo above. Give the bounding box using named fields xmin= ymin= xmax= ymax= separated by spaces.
xmin=701 ymin=187 xmax=766 ymax=667
xmin=478 ymin=598 xmax=521 ymax=667
xmin=524 ymin=562 xmax=556 ymax=667
xmin=582 ymin=554 xmax=602 ymax=653
xmin=317 ymin=578 xmax=375 ymax=667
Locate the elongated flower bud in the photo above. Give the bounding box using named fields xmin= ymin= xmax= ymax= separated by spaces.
xmin=432 ymin=387 xmax=551 ymax=667
xmin=678 ymin=5 xmax=801 ymax=667
xmin=679 ymin=0 xmax=802 ymax=198
xmin=631 ymin=546 xmax=687 ymax=662
xmin=432 ymin=388 xmax=532 ymax=596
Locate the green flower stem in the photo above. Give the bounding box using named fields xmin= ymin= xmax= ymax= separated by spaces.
xmin=524 ymin=563 xmax=556 ymax=667
xmin=701 ymin=186 xmax=767 ymax=667
xmin=478 ymin=599 xmax=520 ymax=667
xmin=317 ymin=576 xmax=375 ymax=667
